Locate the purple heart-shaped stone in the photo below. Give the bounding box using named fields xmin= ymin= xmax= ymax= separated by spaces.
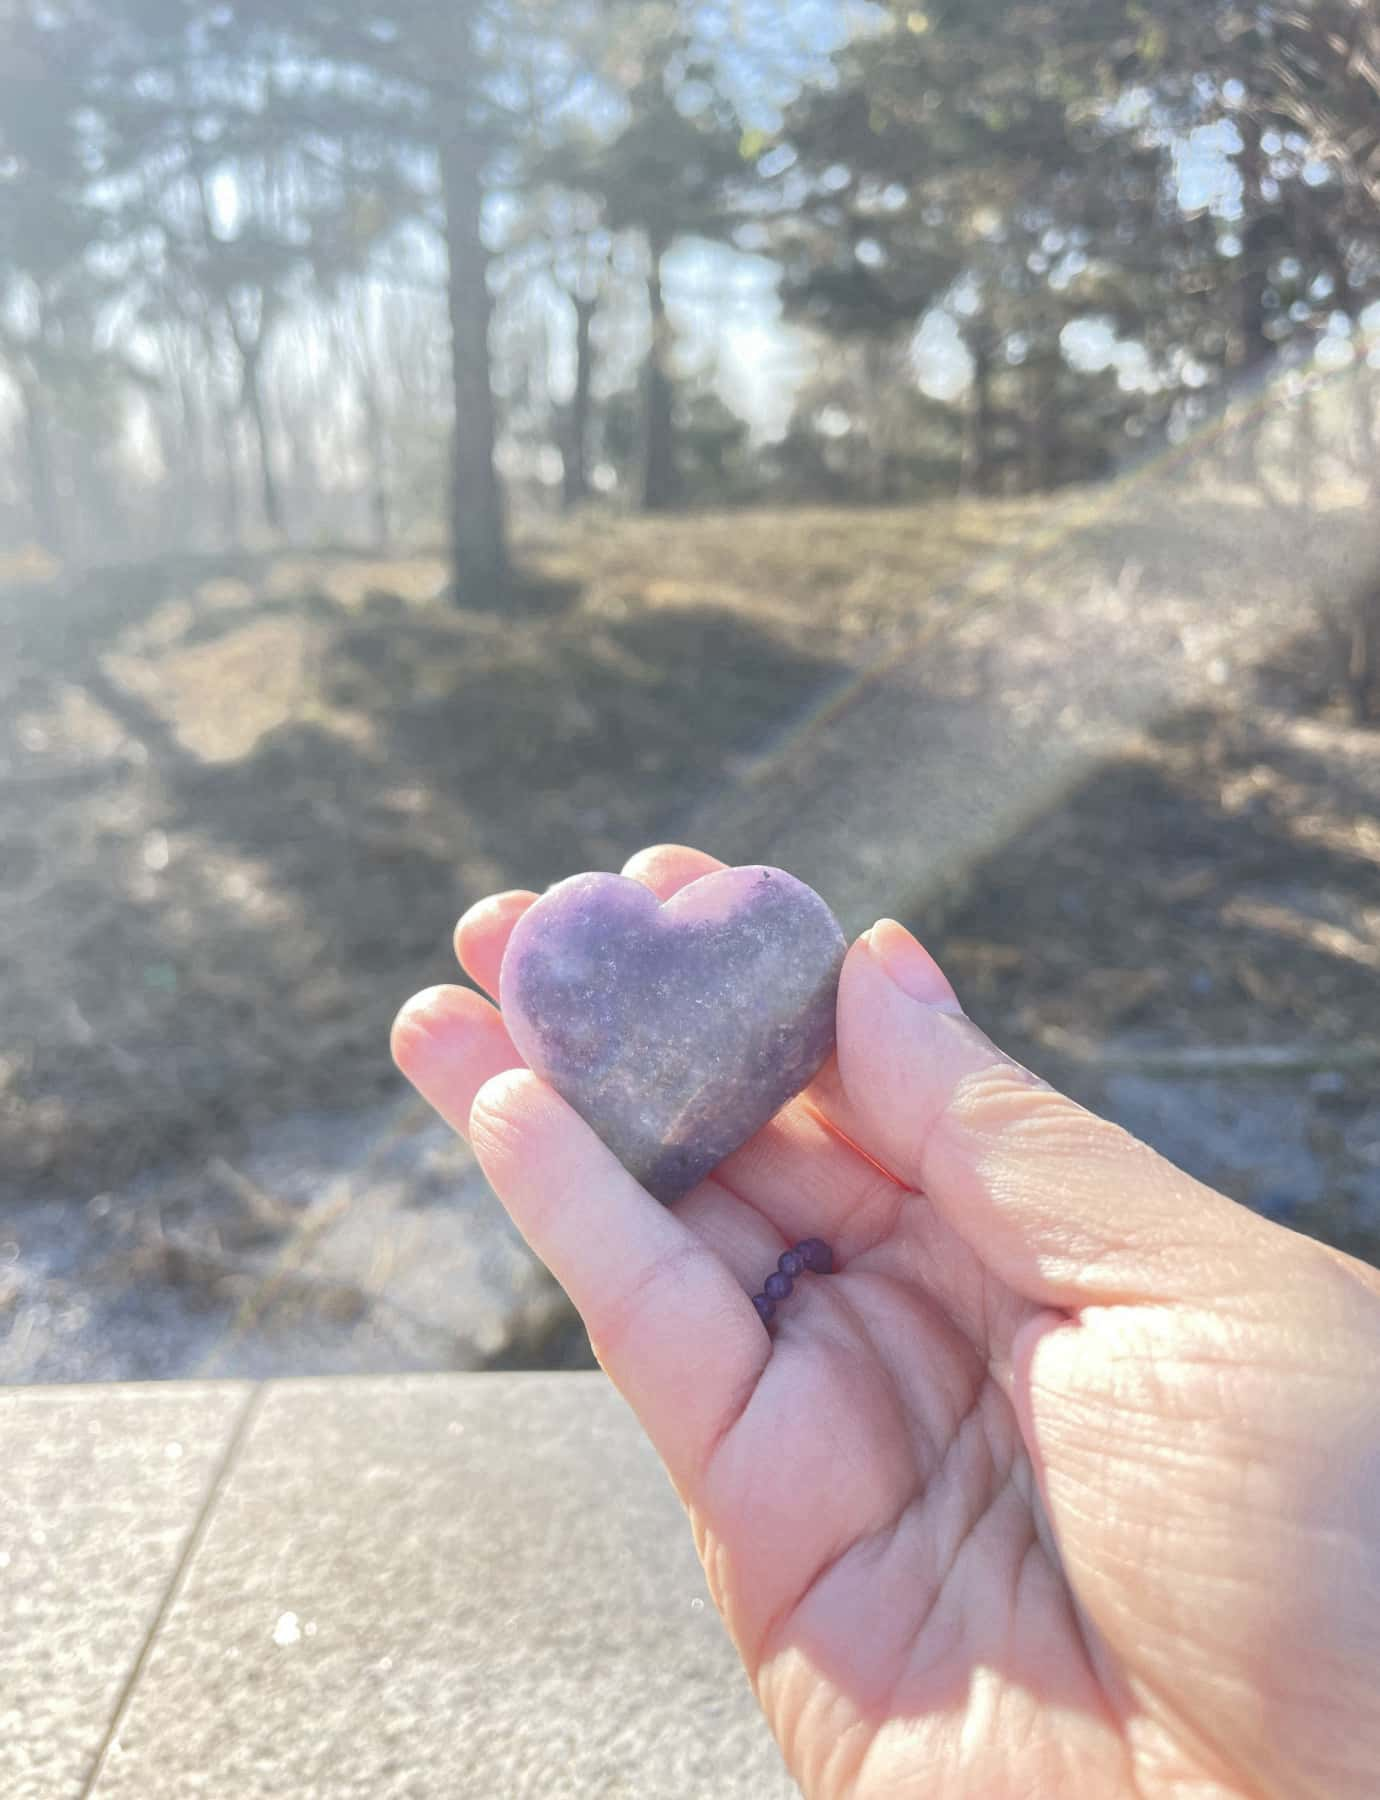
xmin=499 ymin=865 xmax=847 ymax=1204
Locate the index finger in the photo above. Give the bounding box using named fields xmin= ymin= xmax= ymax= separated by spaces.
xmin=469 ymin=1067 xmax=769 ymax=1496
xmin=454 ymin=845 xmax=727 ymax=996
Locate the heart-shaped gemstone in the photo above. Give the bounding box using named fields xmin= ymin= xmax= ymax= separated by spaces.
xmin=499 ymin=865 xmax=847 ymax=1204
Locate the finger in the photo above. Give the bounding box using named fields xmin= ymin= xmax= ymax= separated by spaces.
xmin=392 ymin=984 xmax=801 ymax=1310
xmin=454 ymin=890 xmax=538 ymax=997
xmin=470 ymin=1069 xmax=768 ymax=1491
xmin=801 ymin=921 xmax=961 ymax=1153
xmin=391 ymin=985 xmax=522 ymax=1140
xmin=454 ymin=848 xmax=724 ymax=997
xmin=674 ymin=1178 xmax=788 ymax=1292
xmin=835 ymin=920 xmax=1281 ymax=1310
xmin=619 ymin=842 xmax=726 ymax=897
xmin=713 ymin=1096 xmax=904 ymax=1258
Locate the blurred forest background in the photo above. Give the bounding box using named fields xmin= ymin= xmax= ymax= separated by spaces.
xmin=4 ymin=0 xmax=1380 ymax=566
xmin=2 ymin=0 xmax=1380 ymax=1381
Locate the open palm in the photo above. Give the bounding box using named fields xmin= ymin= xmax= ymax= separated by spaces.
xmin=394 ymin=844 xmax=1380 ymax=1800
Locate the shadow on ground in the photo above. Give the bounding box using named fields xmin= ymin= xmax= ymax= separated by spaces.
xmin=2 ymin=489 xmax=1377 ymax=1382
xmin=0 ymin=544 xmax=840 ymax=1195
xmin=921 ymin=668 xmax=1380 ymax=1264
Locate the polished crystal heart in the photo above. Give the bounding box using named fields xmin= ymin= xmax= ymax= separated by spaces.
xmin=499 ymin=865 xmax=847 ymax=1204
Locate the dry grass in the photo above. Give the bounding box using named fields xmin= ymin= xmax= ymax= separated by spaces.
xmin=0 ymin=498 xmax=1049 ymax=1196
xmin=2 ymin=493 xmax=1377 ymax=1282
xmin=929 ymin=689 xmax=1380 ymax=1260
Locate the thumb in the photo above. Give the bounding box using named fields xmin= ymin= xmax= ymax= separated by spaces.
xmin=834 ymin=918 xmax=1281 ymax=1311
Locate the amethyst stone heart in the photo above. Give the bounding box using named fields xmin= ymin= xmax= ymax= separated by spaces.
xmin=499 ymin=865 xmax=847 ymax=1204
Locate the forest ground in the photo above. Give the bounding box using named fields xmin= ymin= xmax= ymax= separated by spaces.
xmin=2 ymin=494 xmax=1378 ymax=1379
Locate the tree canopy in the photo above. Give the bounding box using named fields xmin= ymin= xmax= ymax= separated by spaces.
xmin=1 ymin=0 xmax=1377 ymax=579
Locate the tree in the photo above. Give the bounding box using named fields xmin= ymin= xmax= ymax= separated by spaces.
xmin=773 ymin=0 xmax=1234 ymax=495
xmin=1268 ymin=0 xmax=1380 ymax=211
xmin=81 ymin=0 xmax=620 ymax=591
xmin=0 ymin=2 xmax=134 ymax=552
xmin=547 ymin=22 xmax=754 ymax=510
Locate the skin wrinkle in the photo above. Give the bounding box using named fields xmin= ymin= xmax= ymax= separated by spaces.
xmin=934 ymin=1072 xmax=1249 ymax=1298
xmin=1024 ymin=1346 xmax=1316 ymax=1800
xmin=802 ymin=1090 xmax=911 ymax=1192
xmin=1117 ymin=1658 xmax=1282 ymax=1800
xmin=692 ymin=1158 xmax=911 ymax=1499
xmin=1011 ymin=1317 xmax=1158 ymax=1790
xmin=690 ymin=1324 xmax=767 ymax=1496
xmin=788 ymin=1670 xmax=877 ymax=1800
xmin=751 ymin=1331 xmax=960 ymax=1683
xmin=849 ymin=1432 xmax=1057 ymax=1799
xmin=676 ymin=1180 xmax=784 ymax=1286
xmin=587 ymin=1233 xmax=734 ymax=1370
xmin=694 ymin=1513 xmax=736 ymax=1636
xmin=724 ymin=1100 xmax=906 ymax=1253
xmin=755 ymin=1367 xmax=994 ymax=1696
xmin=852 ymin=1194 xmax=1002 ymax=1370
xmin=698 ymin=1162 xmax=791 ymax=1263
xmin=564 ymin=1108 xmax=1295 ymax=1800
xmin=1115 ymin=1548 xmax=1353 ymax=1785
xmin=844 ymin=1270 xmax=988 ymax=1460
xmin=1006 ymin=1497 xmax=1139 ymax=1795
xmin=732 ymin=1163 xmax=1051 ymax=1731
xmin=680 ymin=1164 xmax=802 ymax=1490
xmin=843 ymin=1007 xmax=1185 ymax=1306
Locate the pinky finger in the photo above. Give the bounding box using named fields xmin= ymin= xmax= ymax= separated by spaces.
xmin=391 ymin=984 xmax=524 ymax=1141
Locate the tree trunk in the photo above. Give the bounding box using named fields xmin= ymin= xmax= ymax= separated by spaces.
xmin=563 ymin=294 xmax=596 ymax=508
xmin=175 ymin=361 xmax=210 ymax=548
xmin=1350 ymin=587 xmax=1380 ymax=724
xmin=19 ymin=375 xmax=62 ymax=555
xmin=962 ymin=318 xmax=996 ymax=497
xmin=1354 ymin=360 xmax=1380 ymax=499
xmin=242 ymin=350 xmax=283 ymax=535
xmin=219 ymin=400 xmax=243 ymax=549
xmin=1236 ymin=116 xmax=1276 ymax=378
xmin=439 ymin=122 xmax=508 ymax=598
xmin=1024 ymin=349 xmax=1060 ymax=492
xmin=1294 ymin=371 xmax=1317 ymax=516
xmin=361 ymin=375 xmax=390 ymax=547
xmin=863 ymin=338 xmax=890 ymax=501
xmin=1233 ymin=116 xmax=1276 ymax=483
xmin=641 ymin=233 xmax=677 ymax=512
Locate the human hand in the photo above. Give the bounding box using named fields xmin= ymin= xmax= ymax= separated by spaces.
xmin=392 ymin=844 xmax=1380 ymax=1799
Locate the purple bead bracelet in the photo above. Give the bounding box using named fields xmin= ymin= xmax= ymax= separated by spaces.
xmin=752 ymin=1236 xmax=835 ymax=1327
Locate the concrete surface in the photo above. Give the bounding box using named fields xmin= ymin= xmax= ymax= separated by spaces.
xmin=6 ymin=1372 xmax=796 ymax=1799
xmin=1 ymin=1381 xmax=252 ymax=1800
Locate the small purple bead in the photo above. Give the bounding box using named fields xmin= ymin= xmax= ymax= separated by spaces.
xmin=778 ymin=1249 xmax=805 ymax=1278
xmin=752 ymin=1292 xmax=776 ymax=1324
xmin=763 ymin=1270 xmax=794 ymax=1303
xmin=796 ymin=1237 xmax=834 ymax=1274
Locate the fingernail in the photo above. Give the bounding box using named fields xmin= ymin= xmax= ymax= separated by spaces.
xmin=864 ymin=919 xmax=964 ymax=1014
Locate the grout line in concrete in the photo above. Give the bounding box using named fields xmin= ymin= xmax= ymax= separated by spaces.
xmin=78 ymin=1383 xmax=266 ymax=1798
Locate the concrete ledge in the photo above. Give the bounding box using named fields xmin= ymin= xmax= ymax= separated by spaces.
xmin=7 ymin=1373 xmax=795 ymax=1798
xmin=1 ymin=1381 xmax=252 ymax=1800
